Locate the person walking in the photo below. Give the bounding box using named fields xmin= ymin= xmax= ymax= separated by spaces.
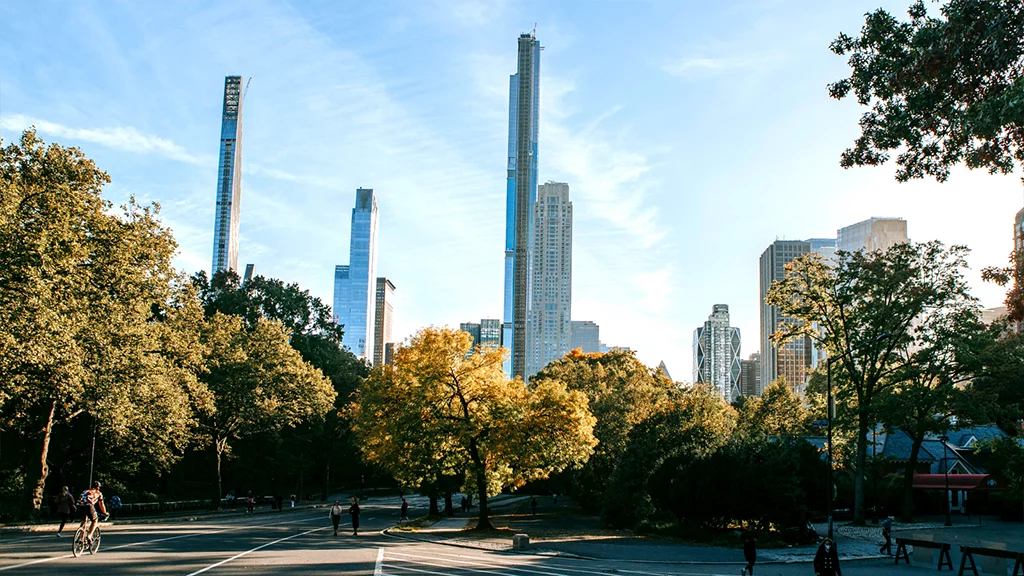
xmin=530 ymin=496 xmax=537 ymax=515
xmin=400 ymin=498 xmax=409 ymax=522
xmin=275 ymin=494 xmax=283 ymax=512
xmin=813 ymin=538 xmax=842 ymax=576
xmin=740 ymin=527 xmax=758 ymax=575
xmin=109 ymin=494 xmax=122 ymax=521
xmin=329 ymin=500 xmax=344 ymax=536
xmin=56 ymin=486 xmax=75 ymax=537
xmin=552 ymin=492 xmax=558 ymax=505
xmin=349 ymin=496 xmax=360 ymax=536
xmin=246 ymin=492 xmax=255 ymax=515
xmin=290 ymin=494 xmax=296 ymax=508
xmin=879 ymin=517 xmax=892 ymax=555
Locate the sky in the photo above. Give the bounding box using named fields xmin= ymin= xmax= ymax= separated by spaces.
xmin=2 ymin=0 xmax=1022 ymax=380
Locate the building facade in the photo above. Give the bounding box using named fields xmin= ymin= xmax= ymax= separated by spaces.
xmin=503 ymin=32 xmax=542 ymax=379
xmin=570 ymin=320 xmax=600 ymax=353
xmin=459 ymin=322 xmax=482 ymax=350
xmin=693 ymin=304 xmax=741 ymax=402
xmin=212 ymin=75 xmax=244 ymax=274
xmin=479 ymin=319 xmax=501 ymax=349
xmin=837 ymin=217 xmax=908 ymax=253
xmin=1016 ymin=207 xmax=1024 ymax=255
xmin=527 ymin=182 xmax=572 ymax=378
xmin=373 ymin=278 xmax=395 ymax=367
xmin=760 ymin=240 xmax=813 ymax=393
xmin=739 ymin=352 xmax=761 ymax=397
xmin=333 ymin=188 xmax=379 ymax=361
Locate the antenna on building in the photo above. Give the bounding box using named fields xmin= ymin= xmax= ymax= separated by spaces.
xmin=242 ymin=77 xmax=252 ymax=103
xmin=532 ymin=23 xmax=537 ymax=38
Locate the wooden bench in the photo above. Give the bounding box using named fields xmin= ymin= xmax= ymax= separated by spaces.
xmin=957 ymin=545 xmax=1024 ymax=576
xmin=895 ymin=537 xmax=953 ymax=571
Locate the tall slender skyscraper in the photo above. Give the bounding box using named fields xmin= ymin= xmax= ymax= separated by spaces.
xmin=333 ymin=188 xmax=379 ymax=361
xmin=212 ymin=76 xmax=244 ymax=274
xmin=374 ymin=277 xmax=395 ymax=367
xmin=693 ymin=304 xmax=741 ymax=402
xmin=503 ymin=32 xmax=541 ymax=379
xmin=527 ymin=182 xmax=572 ymax=377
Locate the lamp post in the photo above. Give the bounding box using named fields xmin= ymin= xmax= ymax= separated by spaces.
xmin=939 ymin=434 xmax=952 ymax=527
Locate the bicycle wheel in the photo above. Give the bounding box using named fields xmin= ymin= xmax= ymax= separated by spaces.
xmin=72 ymin=528 xmax=86 ymax=557
xmin=88 ymin=527 xmax=101 ymax=554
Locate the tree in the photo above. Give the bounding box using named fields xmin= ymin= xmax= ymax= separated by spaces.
xmin=351 ymin=328 xmax=596 ymax=529
xmin=971 ymin=326 xmax=1024 ymax=433
xmin=0 ymin=130 xmax=199 ymax=515
xmin=736 ymin=379 xmax=809 ymax=438
xmin=531 ymin=349 xmax=676 ymax=512
xmin=767 ymin=241 xmax=974 ymax=524
xmin=195 ymin=313 xmax=336 ymax=505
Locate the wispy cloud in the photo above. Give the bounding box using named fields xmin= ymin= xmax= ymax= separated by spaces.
xmin=661 ymin=55 xmax=772 ymax=77
xmin=0 ymin=113 xmax=209 ymax=165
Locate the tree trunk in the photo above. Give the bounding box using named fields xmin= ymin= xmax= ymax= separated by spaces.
xmin=30 ymin=400 xmax=58 ymax=513
xmin=428 ymin=494 xmax=439 ymax=516
xmin=900 ymin=434 xmax=925 ymax=522
xmin=469 ymin=438 xmax=492 ymax=530
xmin=214 ymin=436 xmax=224 ymax=509
xmin=445 ymin=492 xmax=453 ymax=516
xmin=853 ymin=415 xmax=870 ymax=525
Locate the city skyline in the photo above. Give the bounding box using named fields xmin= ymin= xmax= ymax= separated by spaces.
xmin=333 ymin=188 xmax=380 ymax=361
xmin=2 ymin=1 xmax=1021 ymax=378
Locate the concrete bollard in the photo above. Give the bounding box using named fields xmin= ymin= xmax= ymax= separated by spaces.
xmin=512 ymin=534 xmax=530 ymax=551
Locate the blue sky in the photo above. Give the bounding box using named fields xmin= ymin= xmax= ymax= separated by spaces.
xmin=2 ymin=0 xmax=1022 ymax=379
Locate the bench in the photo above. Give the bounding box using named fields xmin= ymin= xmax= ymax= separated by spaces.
xmin=895 ymin=537 xmax=953 ymax=571
xmin=958 ymin=545 xmax=1024 ymax=576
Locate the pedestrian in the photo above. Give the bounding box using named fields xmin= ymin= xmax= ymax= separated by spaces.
xmin=813 ymin=538 xmax=842 ymax=576
xmin=246 ymin=492 xmax=255 ymax=515
xmin=276 ymin=494 xmax=283 ymax=512
xmin=290 ymin=493 xmax=296 ymax=508
xmin=530 ymin=496 xmax=537 ymax=515
xmin=400 ymin=498 xmax=409 ymax=522
xmin=349 ymin=496 xmax=361 ymax=536
xmin=879 ymin=517 xmax=892 ymax=555
xmin=329 ymin=500 xmax=344 ymax=536
xmin=740 ymin=527 xmax=757 ymax=575
xmin=56 ymin=486 xmax=75 ymax=537
xmin=552 ymin=492 xmax=558 ymax=505
xmin=360 ymin=475 xmax=365 ymax=499
xmin=226 ymin=492 xmax=235 ymax=509
xmin=109 ymin=494 xmax=122 ymax=521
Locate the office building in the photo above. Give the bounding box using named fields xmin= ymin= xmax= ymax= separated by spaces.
xmin=760 ymin=240 xmax=816 ymax=393
xmin=374 ymin=278 xmax=395 ymax=367
xmin=570 ymin=320 xmax=600 ymax=353
xmin=384 ymin=343 xmax=396 ymax=366
xmin=479 ymin=319 xmax=501 ymax=350
xmin=503 ymin=32 xmax=542 ymax=379
xmin=657 ymin=361 xmax=673 ymax=382
xmin=837 ymin=217 xmax=908 ymax=253
xmin=693 ymin=304 xmax=741 ymax=402
xmin=333 ymin=188 xmax=379 ymax=361
xmin=212 ymin=75 xmax=245 ymax=274
xmin=1016 ymin=207 xmax=1024 ymax=255
xmin=460 ymin=322 xmax=482 ymax=350
xmin=527 ymin=182 xmax=572 ymax=378
xmin=242 ymin=264 xmax=255 ymax=284
xmin=739 ymin=352 xmax=761 ymax=397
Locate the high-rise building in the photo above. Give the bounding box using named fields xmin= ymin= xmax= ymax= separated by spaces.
xmin=837 ymin=217 xmax=908 ymax=253
xmin=760 ymin=240 xmax=815 ymax=393
xmin=527 ymin=182 xmax=572 ymax=378
xmin=333 ymin=188 xmax=379 ymax=361
xmin=657 ymin=361 xmax=673 ymax=382
xmin=243 ymin=263 xmax=255 ymax=284
xmin=693 ymin=304 xmax=741 ymax=402
xmin=212 ymin=75 xmax=244 ymax=274
xmin=459 ymin=322 xmax=482 ymax=349
xmin=480 ymin=319 xmax=501 ymax=350
xmin=374 ymin=278 xmax=395 ymax=367
xmin=570 ymin=320 xmax=600 ymax=353
xmin=384 ymin=343 xmax=396 ymax=366
xmin=739 ymin=352 xmax=761 ymax=397
xmin=503 ymin=32 xmax=542 ymax=379
xmin=1015 ymin=207 xmax=1024 ymax=255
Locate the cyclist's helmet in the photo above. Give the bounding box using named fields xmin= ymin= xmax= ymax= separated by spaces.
xmin=93 ymin=481 xmax=102 ymax=489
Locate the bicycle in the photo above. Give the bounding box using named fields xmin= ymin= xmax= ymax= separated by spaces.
xmin=72 ymin=519 xmax=103 ymax=557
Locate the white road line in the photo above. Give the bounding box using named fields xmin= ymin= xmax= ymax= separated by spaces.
xmin=386 ymin=554 xmax=520 ymax=576
xmin=0 ymin=554 xmax=74 ymax=572
xmin=395 ymin=549 xmax=706 ymax=576
xmin=184 ymin=525 xmax=331 ymax=576
xmin=387 ymin=554 xmax=734 ymax=576
xmin=376 ymin=547 xmax=385 ymax=576
xmin=387 ymin=550 xmax=571 ymax=576
xmin=385 ymin=561 xmax=490 ymax=576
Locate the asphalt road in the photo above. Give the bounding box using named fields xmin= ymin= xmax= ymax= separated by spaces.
xmin=0 ymin=501 xmax=948 ymax=575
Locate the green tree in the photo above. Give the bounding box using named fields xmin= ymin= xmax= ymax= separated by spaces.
xmin=195 ymin=313 xmax=336 ymax=506
xmin=0 ymin=130 xmax=199 ymax=514
xmin=972 ymin=326 xmax=1024 ymax=433
xmin=736 ymin=379 xmax=809 ymax=438
xmin=351 ymin=327 xmax=596 ymax=529
xmin=767 ymin=241 xmax=974 ymax=524
xmin=531 ymin=349 xmax=676 ymax=512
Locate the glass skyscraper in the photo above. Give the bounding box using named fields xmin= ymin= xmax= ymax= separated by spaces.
xmin=693 ymin=304 xmax=741 ymax=402
xmin=373 ymin=277 xmax=395 ymax=367
xmin=333 ymin=188 xmax=379 ymax=361
xmin=503 ymin=32 xmax=541 ymax=379
xmin=212 ymin=75 xmax=244 ymax=274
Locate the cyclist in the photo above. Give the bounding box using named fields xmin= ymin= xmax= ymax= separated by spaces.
xmin=78 ymin=481 xmax=108 ymax=542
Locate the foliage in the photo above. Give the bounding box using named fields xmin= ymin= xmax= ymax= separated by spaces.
xmin=767 ymin=241 xmax=975 ymax=524
xmin=829 ymin=0 xmax=1024 ymax=183
xmin=983 ymin=436 xmax=1024 ymax=517
xmin=982 ymin=250 xmax=1024 ymax=323
xmin=736 ymin=379 xmax=810 ymax=438
xmin=351 ymin=327 xmax=596 ymax=529
xmin=972 ymin=329 xmax=1024 ymax=432
xmin=0 ymin=130 xmax=200 ymax=515
xmin=531 ymin=349 xmax=676 ymax=512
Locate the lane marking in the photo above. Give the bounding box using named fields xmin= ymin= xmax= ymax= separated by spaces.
xmin=383 ymin=561 xmax=481 ymax=576
xmin=397 ymin=549 xmax=687 ymax=576
xmin=388 ymin=551 xmax=572 ymax=576
xmin=376 ymin=547 xmax=385 ymax=576
xmin=387 ymin=554 xmax=734 ymax=576
xmin=184 ymin=525 xmax=331 ymax=576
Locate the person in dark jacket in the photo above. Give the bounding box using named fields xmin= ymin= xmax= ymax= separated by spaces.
xmin=813 ymin=538 xmax=841 ymax=576
xmin=349 ymin=496 xmax=360 ymax=536
xmin=400 ymin=498 xmax=409 ymax=522
xmin=530 ymin=497 xmax=537 ymax=515
xmin=329 ymin=501 xmax=344 ymax=536
xmin=740 ymin=528 xmax=758 ymax=575
xmin=56 ymin=487 xmax=75 ymax=537
xmin=879 ymin=517 xmax=892 ymax=555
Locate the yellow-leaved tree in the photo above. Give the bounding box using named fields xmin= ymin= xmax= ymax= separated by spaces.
xmin=351 ymin=327 xmax=597 ymax=529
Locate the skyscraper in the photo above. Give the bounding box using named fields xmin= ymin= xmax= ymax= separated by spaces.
xmin=479 ymin=319 xmax=501 ymax=350
xmin=459 ymin=322 xmax=482 ymax=350
xmin=527 ymin=182 xmax=572 ymax=378
xmin=693 ymin=304 xmax=741 ymax=402
xmin=374 ymin=277 xmax=395 ymax=367
xmin=503 ymin=32 xmax=542 ymax=379
xmin=333 ymin=188 xmax=379 ymax=361
xmin=740 ymin=352 xmax=761 ymax=397
xmin=212 ymin=75 xmax=244 ymax=274
xmin=1014 ymin=207 xmax=1023 ymax=255
xmin=760 ymin=240 xmax=814 ymax=393
xmin=837 ymin=217 xmax=908 ymax=253
xmin=570 ymin=320 xmax=600 ymax=353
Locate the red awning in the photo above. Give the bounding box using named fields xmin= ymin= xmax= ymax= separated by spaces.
xmin=912 ymin=474 xmax=1003 ymax=491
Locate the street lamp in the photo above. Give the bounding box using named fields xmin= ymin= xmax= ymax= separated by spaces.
xmin=938 ymin=434 xmax=952 ymax=527
xmin=824 ymin=333 xmax=891 ymax=541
